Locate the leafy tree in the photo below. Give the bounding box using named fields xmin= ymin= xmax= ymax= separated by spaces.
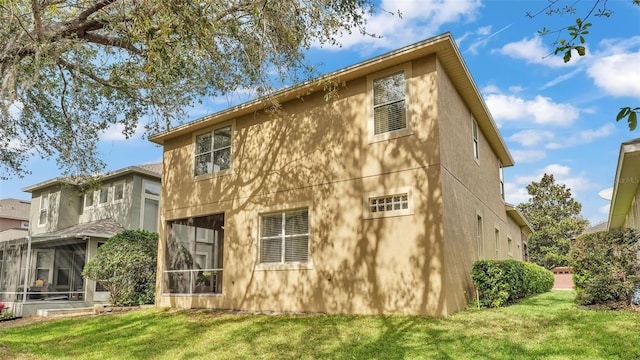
xmin=83 ymin=229 xmax=158 ymax=306
xmin=569 ymin=228 xmax=640 ymax=307
xmin=517 ymin=174 xmax=589 ymax=269
xmin=0 ymin=0 xmax=376 ymax=179
xmin=527 ymin=0 xmax=640 ymax=130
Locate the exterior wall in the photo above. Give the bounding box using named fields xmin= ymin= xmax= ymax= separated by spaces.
xmin=623 ymin=192 xmax=640 ymax=230
xmin=436 ymin=58 xmax=524 ymax=312
xmin=157 ymin=57 xmax=451 ymax=316
xmin=0 ymin=218 xmax=24 ymax=232
xmin=79 ymin=176 xmax=135 ymax=227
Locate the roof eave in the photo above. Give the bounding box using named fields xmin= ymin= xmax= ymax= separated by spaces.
xmin=607 ymin=138 xmax=640 ymax=230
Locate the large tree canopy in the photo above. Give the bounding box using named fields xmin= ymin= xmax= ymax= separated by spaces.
xmin=517 ymin=173 xmax=589 ymax=269
xmin=0 ymin=0 xmax=375 ymax=179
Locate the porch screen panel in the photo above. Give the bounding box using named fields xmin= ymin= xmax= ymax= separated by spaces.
xmin=165 ymin=214 xmax=224 ymax=294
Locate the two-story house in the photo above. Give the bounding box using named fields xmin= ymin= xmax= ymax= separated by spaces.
xmin=150 ymin=33 xmax=531 ymax=317
xmin=0 ymin=163 xmax=161 ymax=317
xmin=0 ymin=198 xmax=30 ymax=242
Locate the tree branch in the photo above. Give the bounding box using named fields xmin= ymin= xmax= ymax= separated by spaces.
xmin=81 ymin=32 xmax=144 ymax=55
xmin=78 ymin=0 xmax=118 ymax=21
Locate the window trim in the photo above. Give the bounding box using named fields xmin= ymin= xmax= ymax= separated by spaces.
xmin=140 ymin=179 xmax=161 ymax=232
xmin=363 ymin=186 xmax=414 ymax=219
xmin=472 ymin=117 xmax=480 ymax=163
xmin=84 ymin=191 xmax=95 ymax=209
xmin=494 ymin=227 xmax=500 ymax=260
xmin=113 ymin=181 xmax=125 ymax=203
xmin=367 ymin=63 xmax=413 ymax=143
xmin=193 ymin=120 xmax=235 ymax=180
xmin=499 ymin=161 xmax=505 ymax=201
xmin=476 ymin=214 xmax=483 ymax=259
xmin=98 ymin=186 xmax=110 ymax=206
xmin=255 ymin=202 xmax=313 ymax=271
xmin=38 ymin=191 xmax=49 ymax=227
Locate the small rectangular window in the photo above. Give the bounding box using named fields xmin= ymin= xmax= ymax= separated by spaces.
xmin=472 ymin=118 xmax=479 ymax=161
xmin=38 ymin=192 xmax=49 ymax=226
xmin=99 ymin=187 xmax=109 ymax=204
xmin=499 ymin=163 xmax=505 ymax=201
xmin=373 ymin=72 xmax=407 ymax=135
xmin=260 ymin=208 xmax=309 ymax=264
xmin=495 ymin=228 xmax=500 ymax=259
xmin=195 ymin=125 xmax=232 ymax=176
xmin=114 ymin=183 xmax=125 ymax=201
xmin=84 ymin=192 xmax=94 ymax=208
xmin=369 ymin=194 xmax=409 ymax=214
xmin=477 ymin=215 xmax=483 ymax=259
xmin=508 ymin=237 xmax=513 ymax=257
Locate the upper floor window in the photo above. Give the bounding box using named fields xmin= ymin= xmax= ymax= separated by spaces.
xmin=499 ymin=163 xmax=505 ymax=201
xmin=38 ymin=192 xmax=49 ymax=226
xmin=84 ymin=192 xmax=94 ymax=208
xmin=194 ymin=125 xmax=232 ymax=176
xmin=99 ymin=187 xmax=109 ymax=204
xmin=373 ymin=71 xmax=407 ymax=135
xmin=113 ymin=182 xmax=125 ymax=201
xmin=259 ymin=208 xmax=309 ymax=264
xmin=472 ymin=117 xmax=479 ymax=161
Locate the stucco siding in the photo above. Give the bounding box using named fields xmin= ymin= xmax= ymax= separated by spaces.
xmin=157 ymin=58 xmax=450 ymax=316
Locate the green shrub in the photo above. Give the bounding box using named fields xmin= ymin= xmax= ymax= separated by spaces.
xmin=471 ymin=260 xmax=554 ymax=308
xmin=569 ymin=228 xmax=640 ymax=307
xmin=83 ymin=230 xmax=158 ymax=306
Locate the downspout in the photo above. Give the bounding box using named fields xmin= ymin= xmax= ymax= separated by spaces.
xmin=21 ymin=232 xmax=32 ymax=304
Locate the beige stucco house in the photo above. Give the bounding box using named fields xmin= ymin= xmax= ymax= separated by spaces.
xmin=150 ymin=33 xmax=531 ymax=317
xmin=0 ymin=163 xmax=161 ymax=316
xmin=608 ymin=138 xmax=640 ymax=230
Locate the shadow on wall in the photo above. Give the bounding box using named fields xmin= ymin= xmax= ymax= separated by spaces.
xmin=161 ymin=61 xmax=446 ymax=316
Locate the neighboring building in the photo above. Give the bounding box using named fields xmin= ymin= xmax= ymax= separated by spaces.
xmin=608 ymin=138 xmax=640 ymax=231
xmin=150 ymin=33 xmax=531 ymax=317
xmin=0 ymin=198 xmax=31 ymax=241
xmin=0 ymin=163 xmax=161 ymax=317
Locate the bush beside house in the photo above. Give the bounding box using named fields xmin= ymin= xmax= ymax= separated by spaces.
xmin=471 ymin=260 xmax=554 ymax=308
xmin=83 ymin=230 xmax=158 ymax=306
xmin=569 ymin=228 xmax=640 ymax=308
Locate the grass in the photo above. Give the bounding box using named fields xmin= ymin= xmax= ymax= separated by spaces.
xmin=0 ymin=291 xmax=639 ymax=359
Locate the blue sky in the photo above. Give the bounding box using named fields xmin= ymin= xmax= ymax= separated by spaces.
xmin=1 ymin=0 xmax=639 ymax=225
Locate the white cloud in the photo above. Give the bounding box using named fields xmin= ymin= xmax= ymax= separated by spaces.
xmin=599 ymin=204 xmax=610 ymax=215
xmin=102 ymin=123 xmax=144 ymax=141
xmin=510 ymin=149 xmax=546 ymax=163
xmin=508 ymin=129 xmax=554 ymax=147
xmin=507 ymin=164 xmax=599 ymax=212
xmin=485 ymin=94 xmax=579 ymax=127
xmin=316 ymin=0 xmax=482 ymax=51
xmin=494 ymin=36 xmax=575 ymax=68
xmin=504 ymin=182 xmax=530 ymax=205
xmin=586 ymin=51 xmax=640 ymax=98
xmin=546 ymin=123 xmax=615 ymax=149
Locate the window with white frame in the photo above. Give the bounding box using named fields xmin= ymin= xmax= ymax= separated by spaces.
xmin=84 ymin=192 xmax=94 ymax=208
xmin=141 ymin=180 xmax=160 ymax=232
xmin=364 ymin=187 xmax=413 ymax=219
xmin=113 ymin=182 xmax=125 ymax=201
xmin=499 ymin=162 xmax=505 ymax=201
xmin=259 ymin=208 xmax=309 ymax=264
xmin=369 ymin=193 xmax=409 ymax=214
xmin=476 ymin=215 xmax=483 ymax=258
xmin=472 ymin=117 xmax=479 ymax=161
xmin=373 ymin=71 xmax=407 ymax=135
xmin=99 ymin=187 xmax=109 ymax=204
xmin=194 ymin=125 xmax=232 ymax=176
xmin=495 ymin=228 xmax=500 ymax=259
xmin=38 ymin=192 xmax=49 ymax=226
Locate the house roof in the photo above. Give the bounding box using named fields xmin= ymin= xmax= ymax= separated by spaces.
xmin=608 ymin=138 xmax=640 ymax=230
xmin=505 ymin=203 xmax=534 ymax=235
xmin=22 ymin=162 xmax=162 ymax=193
xmin=30 ymin=218 xmax=125 ymax=243
xmin=583 ymin=221 xmax=607 ymax=234
xmin=0 ymin=228 xmax=28 ymax=242
xmin=0 ymin=198 xmax=31 ymax=221
xmin=149 ymin=32 xmax=514 ymax=167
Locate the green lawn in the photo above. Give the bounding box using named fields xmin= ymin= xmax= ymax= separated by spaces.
xmin=1 ymin=291 xmax=639 ymax=359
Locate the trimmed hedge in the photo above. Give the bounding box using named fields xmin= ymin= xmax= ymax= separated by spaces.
xmin=471 ymin=260 xmax=554 ymax=308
